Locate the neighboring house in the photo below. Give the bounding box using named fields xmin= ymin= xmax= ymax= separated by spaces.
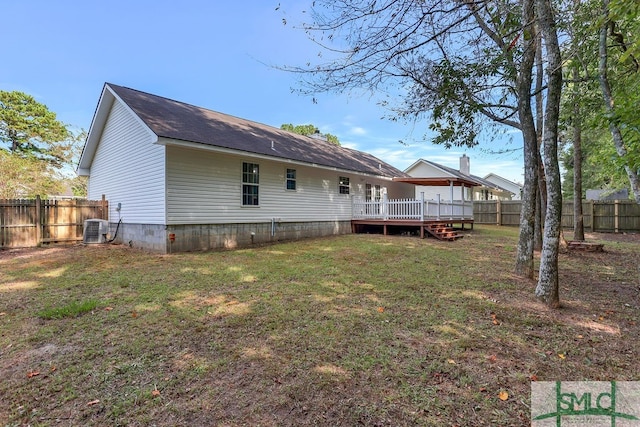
xmin=404 ymin=155 xmax=514 ymax=202
xmin=78 ymin=83 xmax=415 ymax=253
xmin=483 ymin=173 xmax=523 ymax=201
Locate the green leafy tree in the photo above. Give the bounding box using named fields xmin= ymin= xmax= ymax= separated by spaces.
xmin=0 ymin=90 xmax=86 ymax=198
xmin=0 ymin=150 xmax=64 ymax=198
xmin=281 ymin=123 xmax=340 ymax=145
xmin=284 ymin=0 xmax=570 ymax=306
xmin=0 ymin=90 xmax=71 ymax=167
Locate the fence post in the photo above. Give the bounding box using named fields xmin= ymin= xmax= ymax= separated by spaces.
xmin=35 ymin=195 xmax=42 ymax=247
xmin=497 ymin=200 xmax=502 ymax=226
xmin=589 ymin=200 xmax=595 ymax=232
xmin=101 ymin=194 xmax=107 ymax=220
xmin=614 ymin=200 xmax=619 ymax=233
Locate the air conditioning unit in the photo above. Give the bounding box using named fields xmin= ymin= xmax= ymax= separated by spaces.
xmin=83 ymin=219 xmax=109 ymax=244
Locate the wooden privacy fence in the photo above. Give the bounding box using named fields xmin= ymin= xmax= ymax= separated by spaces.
xmin=474 ymin=199 xmax=640 ymax=232
xmin=0 ymin=196 xmax=108 ymax=248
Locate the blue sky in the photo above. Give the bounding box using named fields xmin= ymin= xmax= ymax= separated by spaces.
xmin=2 ymin=0 xmax=524 ymax=182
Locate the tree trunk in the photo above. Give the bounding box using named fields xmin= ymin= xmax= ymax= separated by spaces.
xmin=534 ymin=32 xmax=545 ymax=251
xmin=598 ymin=0 xmax=640 ymax=204
xmin=534 ymin=0 xmax=562 ymax=308
xmin=573 ymin=66 xmax=585 ymax=241
xmin=514 ymin=0 xmax=538 ymax=279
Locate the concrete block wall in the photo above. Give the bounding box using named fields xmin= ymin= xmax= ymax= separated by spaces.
xmin=111 ymin=220 xmax=351 ymax=253
xmin=109 ymin=223 xmax=167 ymax=252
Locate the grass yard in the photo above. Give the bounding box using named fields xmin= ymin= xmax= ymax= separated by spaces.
xmin=1 ymin=225 xmax=639 ymax=426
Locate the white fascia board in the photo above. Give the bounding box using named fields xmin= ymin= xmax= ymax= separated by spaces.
xmin=403 ymin=158 xmax=426 ymax=173
xmin=157 ymin=137 xmax=394 ymax=181
xmin=405 ymin=158 xmax=455 ymax=178
xmin=76 ymin=84 xmax=157 ymax=176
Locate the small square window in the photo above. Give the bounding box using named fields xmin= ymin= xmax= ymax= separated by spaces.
xmin=286 ymin=168 xmax=296 ymax=190
xmin=339 ymin=176 xmax=350 ymax=194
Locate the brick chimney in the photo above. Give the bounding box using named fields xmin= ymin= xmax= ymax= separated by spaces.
xmin=459 ymin=154 xmax=470 ymax=176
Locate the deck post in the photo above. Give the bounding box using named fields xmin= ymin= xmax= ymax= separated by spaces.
xmin=449 ymin=181 xmax=454 ymax=219
xmin=420 ymin=192 xmax=425 ymax=221
xmin=382 ymin=192 xmax=388 ymax=220
xmin=436 ymin=194 xmax=441 ymax=220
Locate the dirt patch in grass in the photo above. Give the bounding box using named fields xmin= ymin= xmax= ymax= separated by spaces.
xmin=1 ymin=227 xmax=638 ymax=426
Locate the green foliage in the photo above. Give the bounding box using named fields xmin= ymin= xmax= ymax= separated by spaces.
xmin=280 ymin=123 xmax=341 ymax=145
xmin=0 ymin=149 xmax=64 ymax=198
xmin=559 ymin=0 xmax=640 ymax=198
xmin=0 ymin=90 xmax=87 ymax=198
xmin=0 ymin=90 xmax=71 ymax=167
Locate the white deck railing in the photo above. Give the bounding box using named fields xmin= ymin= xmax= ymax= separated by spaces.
xmin=352 ymin=196 xmax=474 ymax=221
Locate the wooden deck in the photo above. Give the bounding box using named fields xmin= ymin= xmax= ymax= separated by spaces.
xmin=351 ymin=218 xmax=474 ymax=240
xmin=351 ymin=197 xmax=474 ymax=240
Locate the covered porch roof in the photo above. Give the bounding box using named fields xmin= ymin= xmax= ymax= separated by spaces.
xmin=392 ymin=176 xmax=482 ymax=187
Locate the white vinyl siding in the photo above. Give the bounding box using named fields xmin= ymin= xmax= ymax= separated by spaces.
xmin=166 ymin=145 xmax=409 ymax=224
xmin=406 ymin=161 xmax=451 ymax=179
xmin=87 ymin=100 xmax=166 ymax=224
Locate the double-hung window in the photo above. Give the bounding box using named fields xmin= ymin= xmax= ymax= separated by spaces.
xmin=286 ymin=168 xmax=296 ymax=190
xmin=242 ymin=162 xmax=259 ymax=206
xmin=339 ymin=176 xmax=350 ymax=194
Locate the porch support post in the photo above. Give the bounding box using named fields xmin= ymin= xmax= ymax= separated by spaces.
xmin=383 ymin=192 xmax=388 ymax=220
xmin=461 ymin=184 xmax=466 ymax=221
xmin=420 ymin=192 xmax=425 ymax=221
xmin=449 ymin=180 xmax=454 ymax=219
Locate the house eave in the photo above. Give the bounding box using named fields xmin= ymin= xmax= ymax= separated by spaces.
xmin=77 ymin=83 xmax=158 ymax=175
xmin=393 ymin=176 xmax=483 ymax=187
xmin=157 ymin=137 xmax=396 ymax=180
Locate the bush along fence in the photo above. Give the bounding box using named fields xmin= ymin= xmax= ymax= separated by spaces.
xmin=474 ymin=199 xmax=640 ymax=233
xmin=0 ymin=196 xmax=108 ymax=248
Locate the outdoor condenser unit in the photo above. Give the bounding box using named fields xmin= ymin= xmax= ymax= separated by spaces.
xmin=83 ymin=219 xmax=109 ymax=244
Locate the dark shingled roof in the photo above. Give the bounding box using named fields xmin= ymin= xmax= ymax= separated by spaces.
xmin=415 ymin=158 xmax=513 ymax=193
xmin=107 ymin=83 xmax=409 ymax=178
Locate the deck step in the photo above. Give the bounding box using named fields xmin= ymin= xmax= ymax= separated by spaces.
xmin=423 ymin=223 xmax=463 ymax=241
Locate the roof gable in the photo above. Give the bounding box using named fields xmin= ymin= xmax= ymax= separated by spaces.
xmin=404 ymin=158 xmax=513 ymax=193
xmin=101 ymin=83 xmax=408 ymax=178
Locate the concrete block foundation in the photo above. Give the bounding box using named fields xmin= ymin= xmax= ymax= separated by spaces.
xmin=110 ymin=220 xmax=352 ymax=253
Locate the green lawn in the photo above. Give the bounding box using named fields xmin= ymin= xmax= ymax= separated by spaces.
xmin=1 ymin=225 xmax=638 ymax=426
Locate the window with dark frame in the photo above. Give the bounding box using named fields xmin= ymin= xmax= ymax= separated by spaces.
xmin=286 ymin=168 xmax=296 ymax=190
xmin=242 ymin=162 xmax=259 ymax=206
xmin=339 ymin=176 xmax=350 ymax=194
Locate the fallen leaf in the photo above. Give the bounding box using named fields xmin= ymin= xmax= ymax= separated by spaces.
xmin=558 ymin=353 xmax=566 ymax=359
xmin=152 ymin=389 xmax=160 ymax=397
xmin=447 ymin=359 xmax=456 ymax=364
xmin=487 ymin=354 xmax=497 ymax=363
xmin=27 ymin=371 xmax=40 ymax=378
xmin=377 ymin=306 xmax=384 ymax=313
xmin=498 ymin=391 xmax=509 ymax=401
xmin=530 ymin=374 xmax=538 ymax=381
xmin=479 ymin=387 xmax=487 ymax=392
xmin=104 ymin=307 xmax=113 ymax=311
xmin=576 ymin=335 xmax=583 ymax=339
xmin=87 ymin=399 xmax=100 ymax=406
xmin=50 ymin=366 xmax=56 ymax=372
xmin=0 ymin=312 xmax=7 ymax=316
xmin=132 ymin=311 xmax=138 ymax=318
xmin=490 ymin=312 xmax=500 ymax=325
